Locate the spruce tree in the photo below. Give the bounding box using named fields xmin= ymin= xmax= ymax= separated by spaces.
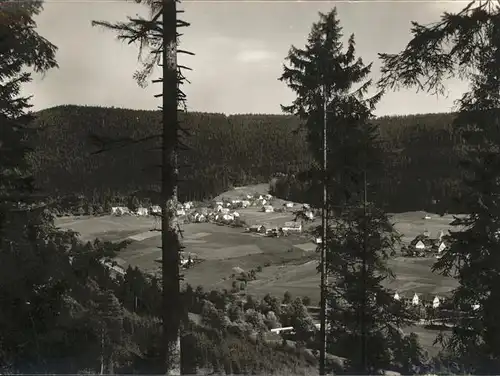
xmin=379 ymin=1 xmax=500 ymax=372
xmin=280 ymin=8 xmax=420 ymax=374
xmin=92 ymin=1 xmax=193 ymax=373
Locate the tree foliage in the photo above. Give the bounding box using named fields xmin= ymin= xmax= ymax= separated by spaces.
xmin=379 ymin=1 xmax=500 ymax=372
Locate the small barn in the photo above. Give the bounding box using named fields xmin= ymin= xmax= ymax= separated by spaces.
xmin=216 ymin=205 xmax=223 ymax=212
xmin=241 ymin=200 xmax=251 ymax=208
xmin=176 ymin=209 xmax=186 ymax=216
xmin=305 ymin=211 xmax=314 ymax=220
xmin=394 ymin=292 xmax=401 ymax=301
xmin=284 ymin=202 xmax=294 ymax=208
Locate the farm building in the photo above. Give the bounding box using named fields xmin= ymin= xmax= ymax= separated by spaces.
xmin=437 ymin=241 xmax=446 ymax=253
xmin=305 ymin=211 xmax=314 ymax=220
xmin=282 ymin=221 xmax=302 ymax=233
xmin=284 ymin=202 xmax=294 ymax=208
xmin=432 ymin=296 xmax=441 ymax=309
xmin=136 ymin=207 xmax=149 ymax=216
xmin=410 ymin=234 xmax=434 ymax=251
xmin=222 ymin=214 xmax=234 ymax=223
xmin=150 ymin=205 xmax=161 ymax=214
xmin=183 ymin=202 xmax=193 ymax=210
xmin=216 ymin=205 xmax=223 ymax=212
xmin=394 ymin=292 xmax=401 ymax=301
xmin=176 ymin=209 xmax=186 ymax=216
xmin=232 ymin=211 xmax=240 ymax=217
xmin=303 ymin=204 xmax=311 ymax=210
xmin=111 ymin=206 xmax=130 ymax=216
xmin=412 ymin=293 xmax=420 ymax=306
xmin=241 ymin=200 xmax=251 ymax=208
xmin=220 ymin=208 xmax=230 ymax=214
xmin=262 ymin=205 xmax=274 ymax=213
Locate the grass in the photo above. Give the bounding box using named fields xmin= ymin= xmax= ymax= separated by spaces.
xmin=56 ymin=200 xmax=461 ymax=360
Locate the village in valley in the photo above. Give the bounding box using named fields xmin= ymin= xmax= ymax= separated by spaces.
xmin=59 ymin=182 xmax=463 ymax=356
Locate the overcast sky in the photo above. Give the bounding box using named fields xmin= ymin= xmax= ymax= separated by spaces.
xmin=23 ymin=0 xmax=468 ymax=116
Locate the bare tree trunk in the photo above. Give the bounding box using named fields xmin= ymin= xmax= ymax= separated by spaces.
xmin=100 ymin=329 xmax=104 ymax=375
xmin=162 ymin=0 xmax=181 ymax=374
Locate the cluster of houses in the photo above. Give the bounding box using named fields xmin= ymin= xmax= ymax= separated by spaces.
xmin=394 ymin=291 xmax=443 ymax=309
xmin=246 ymin=220 xmax=303 ymax=237
xmin=403 ymin=230 xmax=447 ymax=257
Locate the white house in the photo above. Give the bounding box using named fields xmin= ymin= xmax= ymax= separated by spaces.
xmin=246 ymin=194 xmax=253 ymax=199
xmin=241 ymin=200 xmax=251 ymax=208
xmin=258 ymin=195 xmax=263 ymax=200
xmin=262 ymin=205 xmax=274 ymax=213
xmin=225 ymin=202 xmax=232 ymax=207
xmin=438 ymin=242 xmax=446 ymax=253
xmin=231 ymin=199 xmax=241 ymax=205
xmin=232 ymin=211 xmax=240 ymax=218
xmin=197 ymin=214 xmax=206 ymax=222
xmin=136 ymin=207 xmax=149 ymax=216
xmin=394 ymin=292 xmax=401 ymax=301
xmin=176 ymin=209 xmax=186 ymax=216
xmin=424 ymin=215 xmax=432 ymax=220
xmin=222 ymin=214 xmax=234 ymax=222
xmin=220 ymin=208 xmax=230 ymax=214
xmin=314 ymin=237 xmax=322 ymax=244
xmin=473 ymin=303 xmax=481 ymax=311
xmin=432 ymin=296 xmax=441 ymax=309
xmin=415 ymin=240 xmax=426 ymax=250
xmin=215 ymin=201 xmax=223 ymax=206
xmin=261 ymin=199 xmax=267 ymax=206
xmin=183 ymin=202 xmax=192 ymax=210
xmin=285 ymin=202 xmax=294 ymax=208
xmin=150 ymin=205 xmax=161 ymax=214
xmin=303 ymin=204 xmax=311 ymax=210
xmin=216 ymin=205 xmax=223 ymax=212
xmin=111 ymin=206 xmax=130 ymax=216
xmin=412 ymin=293 xmax=420 ymax=306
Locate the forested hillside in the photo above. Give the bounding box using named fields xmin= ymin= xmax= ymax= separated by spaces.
xmin=30 ymin=105 xmax=461 ymax=213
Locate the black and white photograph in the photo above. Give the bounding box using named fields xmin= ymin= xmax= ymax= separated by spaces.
xmin=1 ymin=0 xmax=499 ymax=374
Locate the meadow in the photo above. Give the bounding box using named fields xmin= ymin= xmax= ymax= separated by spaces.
xmin=55 ymin=189 xmax=459 ymax=357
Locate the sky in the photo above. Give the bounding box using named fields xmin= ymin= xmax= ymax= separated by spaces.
xmin=23 ymin=0 xmax=470 ymax=116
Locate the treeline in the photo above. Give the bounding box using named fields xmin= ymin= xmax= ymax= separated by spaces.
xmin=30 ymin=105 xmax=462 ymax=213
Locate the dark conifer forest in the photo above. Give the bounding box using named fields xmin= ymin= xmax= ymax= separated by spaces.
xmin=31 ymin=105 xmax=460 ymax=213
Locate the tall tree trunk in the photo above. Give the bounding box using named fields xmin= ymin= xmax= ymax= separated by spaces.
xmin=162 ymin=0 xmax=181 ymax=374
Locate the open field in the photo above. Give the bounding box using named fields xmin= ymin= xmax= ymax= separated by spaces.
xmin=55 ymin=207 xmax=459 ymax=301
xmin=55 ymin=201 xmax=460 ymax=358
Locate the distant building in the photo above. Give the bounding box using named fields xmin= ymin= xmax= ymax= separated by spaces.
xmin=136 ymin=207 xmax=148 ymax=216
xmin=432 ymin=296 xmax=441 ymax=309
xmin=412 ymin=293 xmax=420 ymax=306
xmin=394 ymin=292 xmax=401 ymax=301
xmin=262 ymin=205 xmax=274 ymax=213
